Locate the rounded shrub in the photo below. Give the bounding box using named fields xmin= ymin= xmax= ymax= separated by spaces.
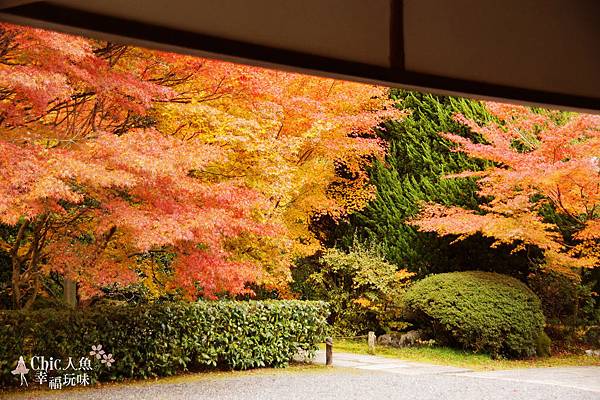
xmin=403 ymin=271 xmax=546 ymax=358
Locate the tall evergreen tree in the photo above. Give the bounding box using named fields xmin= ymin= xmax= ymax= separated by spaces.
xmin=316 ymin=90 xmax=536 ymax=278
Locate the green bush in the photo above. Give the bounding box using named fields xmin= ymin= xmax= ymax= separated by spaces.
xmin=529 ymin=270 xmax=598 ymax=327
xmin=0 ymin=300 xmax=328 ymax=386
xmin=294 ymin=243 xmax=412 ymax=335
xmin=403 ymin=271 xmax=546 ymax=358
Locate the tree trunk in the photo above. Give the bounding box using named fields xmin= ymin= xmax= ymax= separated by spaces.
xmin=64 ymin=278 xmax=78 ymax=308
xmin=11 ymin=257 xmax=21 ymax=309
xmin=9 ymin=220 xmax=29 ymax=309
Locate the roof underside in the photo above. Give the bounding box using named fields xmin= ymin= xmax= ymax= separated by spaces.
xmin=0 ymin=0 xmax=599 ymax=112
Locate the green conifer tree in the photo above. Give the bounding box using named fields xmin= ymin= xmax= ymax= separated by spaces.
xmin=319 ymin=90 xmax=535 ymax=277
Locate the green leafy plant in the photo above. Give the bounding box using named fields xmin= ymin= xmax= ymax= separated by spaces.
xmin=403 ymin=271 xmax=546 ymax=358
xmin=300 ymin=242 xmax=412 ymax=335
xmin=0 ymin=300 xmax=329 ymax=386
xmin=528 ymin=270 xmax=598 ymax=328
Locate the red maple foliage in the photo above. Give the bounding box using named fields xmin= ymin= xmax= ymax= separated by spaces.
xmin=0 ymin=24 xmax=275 ymax=307
xmin=0 ymin=23 xmax=396 ymax=308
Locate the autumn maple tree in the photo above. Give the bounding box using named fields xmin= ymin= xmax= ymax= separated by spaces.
xmin=153 ymin=58 xmax=400 ymax=290
xmin=0 ymin=23 xmax=279 ymax=308
xmin=411 ymin=103 xmax=600 ymax=276
xmin=0 ymin=23 xmax=396 ymax=308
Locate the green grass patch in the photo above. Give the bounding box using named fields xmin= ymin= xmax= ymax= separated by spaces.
xmin=325 ymin=339 xmax=600 ymax=371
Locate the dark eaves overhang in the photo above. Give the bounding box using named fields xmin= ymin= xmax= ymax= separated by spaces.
xmin=0 ymin=0 xmax=598 ymax=113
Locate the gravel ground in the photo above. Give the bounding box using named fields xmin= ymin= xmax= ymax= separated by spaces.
xmin=4 ymin=352 xmax=599 ymax=400
xmin=3 ymin=367 xmax=600 ymax=400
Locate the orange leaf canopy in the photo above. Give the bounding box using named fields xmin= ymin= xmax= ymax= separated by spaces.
xmin=0 ymin=23 xmax=398 ymax=301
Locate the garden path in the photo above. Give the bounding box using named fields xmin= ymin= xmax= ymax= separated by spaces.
xmin=4 ymin=352 xmax=600 ymax=400
xmin=313 ymin=350 xmax=600 ymax=393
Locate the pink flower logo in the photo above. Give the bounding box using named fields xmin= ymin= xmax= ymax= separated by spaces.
xmin=101 ymin=353 xmax=115 ymax=368
xmin=89 ymin=344 xmax=105 ymax=360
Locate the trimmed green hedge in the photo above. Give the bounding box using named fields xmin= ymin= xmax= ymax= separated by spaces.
xmin=0 ymin=300 xmax=329 ymax=386
xmin=403 ymin=271 xmax=546 ymax=358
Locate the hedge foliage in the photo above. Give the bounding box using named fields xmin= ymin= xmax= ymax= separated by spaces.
xmin=403 ymin=271 xmax=546 ymax=358
xmin=0 ymin=300 xmax=329 ymax=386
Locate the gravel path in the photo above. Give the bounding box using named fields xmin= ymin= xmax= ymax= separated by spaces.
xmin=4 ymin=352 xmax=599 ymax=400
xmin=4 ymin=368 xmax=599 ymax=400
xmin=313 ymin=351 xmax=600 ymax=392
